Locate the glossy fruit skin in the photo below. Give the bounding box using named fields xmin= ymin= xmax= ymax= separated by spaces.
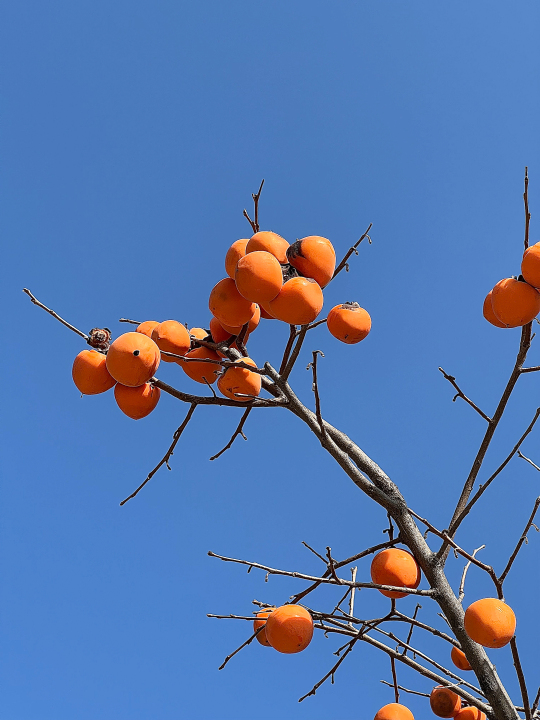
xmin=209 ymin=316 xmax=233 ymax=344
xmin=189 ymin=327 xmax=208 ymax=341
xmin=265 ymin=605 xmax=313 ymax=654
xmin=521 ymin=242 xmax=540 ymax=288
xmin=373 ymin=702 xmax=415 ymax=720
xmin=482 ymin=291 xmax=507 ymax=328
xmin=491 ymin=278 xmax=540 ymax=327
xmin=114 ymin=382 xmax=160 ymax=419
xmin=225 ymin=238 xmax=249 ymax=279
xmin=220 ymin=305 xmax=260 ymax=336
xmin=136 ymin=320 xmax=160 ymax=338
xmin=180 ymin=346 xmax=221 ymax=384
xmin=246 ymin=230 xmax=289 ymax=264
xmin=268 ymin=277 xmax=324 ymax=325
xmin=217 ymin=358 xmax=261 ymax=402
xmin=370 ymin=548 xmax=421 ymax=599
xmin=464 ymin=598 xmax=516 ymax=648
xmin=72 ymin=350 xmax=117 ymax=395
xmin=259 ymin=305 xmax=276 ymax=320
xmin=450 ymin=646 xmax=472 ymax=671
xmin=454 ymin=708 xmax=486 ymax=720
xmin=209 ymin=278 xmax=257 ymax=328
xmin=106 ymin=332 xmax=161 ymax=387
xmin=286 ymin=236 xmax=336 ymax=288
xmin=430 ymin=687 xmax=462 ymax=718
xmin=253 ymin=608 xmax=275 ymax=647
xmin=235 ymin=251 xmax=283 ymax=302
xmin=327 ymin=303 xmax=371 ymax=343
xmin=151 ymin=321 xmax=191 ymax=363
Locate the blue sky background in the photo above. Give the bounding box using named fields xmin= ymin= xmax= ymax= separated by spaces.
xmin=2 ymin=2 xmax=540 ymax=718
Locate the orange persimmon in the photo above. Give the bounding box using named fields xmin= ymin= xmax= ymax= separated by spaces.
xmin=482 ymin=291 xmax=507 ymax=328
xmin=286 ymin=235 xmax=336 ymax=288
xmin=455 ymin=708 xmax=486 ymax=720
xmin=521 ymin=242 xmax=540 ymax=288
xmin=370 ymin=548 xmax=421 ymax=599
xmin=106 ymin=332 xmax=160 ymax=387
xmin=374 ymin=704 xmax=415 ymax=720
xmin=209 ymin=278 xmax=257 ymax=328
xmin=189 ymin=327 xmax=209 ymax=340
xmin=490 ymin=277 xmax=540 ymax=327
xmin=235 ymin=251 xmax=283 ymax=302
xmin=246 ymin=230 xmax=289 ymax=264
xmin=72 ymin=350 xmax=116 ymax=395
xmin=253 ymin=608 xmax=275 ymax=647
xmin=151 ymin=321 xmax=191 ymax=362
xmin=259 ymin=305 xmax=276 ymax=319
xmin=225 ymin=238 xmax=249 ymax=279
xmin=217 ymin=357 xmax=261 ymax=401
xmin=450 ymin=647 xmax=472 ymax=672
xmin=430 ymin=687 xmax=461 ymax=718
xmin=220 ymin=305 xmax=260 ymax=335
xmin=114 ymin=382 xmax=160 ymax=419
xmin=464 ymin=598 xmax=516 ymax=648
xmin=265 ymin=604 xmax=313 ymax=654
xmin=209 ymin=316 xmax=233 ymax=344
xmin=267 ymin=277 xmax=324 ymax=325
xmin=180 ymin=346 xmax=221 ymax=384
xmin=327 ymin=302 xmax=371 ymax=343
xmin=136 ymin=320 xmax=160 ymax=338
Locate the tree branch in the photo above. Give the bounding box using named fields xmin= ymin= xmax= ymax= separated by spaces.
xmin=498 ymin=496 xmax=540 ymax=585
xmin=23 ymin=288 xmax=89 ymax=341
xmin=439 ymin=367 xmax=492 ymax=423
xmin=298 ymin=639 xmax=357 ymax=702
xmin=332 ymin=223 xmax=372 ymax=279
xmin=209 ymin=408 xmax=252 ymax=461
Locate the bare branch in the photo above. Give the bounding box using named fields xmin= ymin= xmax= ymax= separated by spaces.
xmin=498 ymin=496 xmax=540 ymax=585
xmin=332 ymin=223 xmax=372 ymax=279
xmin=209 ymin=408 xmax=252 ymax=461
xmin=458 ymin=545 xmax=486 ymax=603
xmin=307 ymin=351 xmax=326 ymax=436
xmin=218 ymin=627 xmax=263 ymax=671
xmin=510 ymin=636 xmax=531 ymax=720
xmin=298 ymin=639 xmax=357 ymax=702
xmin=23 ymin=288 xmax=89 ymax=341
xmin=390 ymin=656 xmax=399 ymax=703
xmin=302 ymin=541 xmax=327 ymax=564
xmin=120 ymin=403 xmax=197 ymax=505
xmin=525 ymin=166 xmax=530 ymax=251
xmin=119 ymin=318 xmax=141 ymax=325
xmin=402 ymin=603 xmax=421 ymax=656
xmin=243 ymin=179 xmax=264 ymax=233
xmin=348 ymin=567 xmax=358 ymax=627
xmin=520 ymin=365 xmax=540 ymax=374
xmin=518 ymin=450 xmax=540 ymax=472
xmin=279 ymin=325 xmax=297 ymax=374
xmin=380 ymin=681 xmax=429 ymax=698
xmin=438 ymin=367 xmax=492 ymax=423
xmin=280 ymin=325 xmax=308 ymax=381
xmin=531 ymin=686 xmax=540 ymax=717
xmin=154 ymin=377 xmax=284 ymax=408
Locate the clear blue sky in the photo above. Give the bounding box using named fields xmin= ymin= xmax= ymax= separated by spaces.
xmin=2 ymin=2 xmax=540 ymax=718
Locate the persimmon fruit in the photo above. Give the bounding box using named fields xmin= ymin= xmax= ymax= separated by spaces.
xmin=151 ymin=321 xmax=191 ymax=362
xmin=246 ymin=230 xmax=289 ymax=264
xmin=264 ymin=604 xmax=313 ymax=654
xmin=106 ymin=332 xmax=161 ymax=387
xmin=253 ymin=608 xmax=275 ymax=647
xmin=482 ymin=291 xmax=507 ymax=328
xmin=430 ymin=687 xmax=461 ymax=718
xmin=450 ymin=647 xmax=472 ymax=671
xmin=373 ymin=703 xmax=414 ymax=720
xmin=189 ymin=327 xmax=209 ymax=340
xmin=180 ymin=346 xmax=221 ymax=385
xmin=235 ymin=251 xmax=283 ymax=302
xmin=209 ymin=316 xmax=233 ymax=344
xmin=464 ymin=598 xmax=516 ymax=648
xmin=220 ymin=305 xmax=260 ymax=336
xmin=370 ymin=548 xmax=421 ymax=599
xmin=455 ymin=709 xmax=486 ymax=720
xmin=521 ymin=242 xmax=540 ymax=288
xmin=225 ymin=238 xmax=249 ymax=279
xmin=217 ymin=357 xmax=261 ymax=402
xmin=268 ymin=277 xmax=324 ymax=325
xmin=209 ymin=278 xmax=257 ymax=328
xmin=136 ymin=320 xmax=160 ymax=338
xmin=72 ymin=350 xmax=116 ymax=395
xmin=490 ymin=277 xmax=540 ymax=327
xmin=327 ymin=302 xmax=371 ymax=343
xmin=286 ymin=235 xmax=336 ymax=288
xmin=114 ymin=382 xmax=161 ymax=420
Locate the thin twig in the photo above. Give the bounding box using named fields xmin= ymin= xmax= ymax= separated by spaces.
xmin=524 ymin=166 xmax=530 ymax=251
xmin=332 ymin=223 xmax=372 ymax=279
xmin=498 ymin=496 xmax=540 ymax=585
xmin=218 ymin=627 xmax=263 ymax=671
xmin=380 ymin=681 xmax=429 ymax=698
xmin=518 ymin=450 xmax=540 ymax=472
xmin=390 ymin=656 xmax=399 ymax=702
xmin=326 ymin=547 xmax=343 ymax=584
xmin=510 ymin=636 xmax=531 ymax=720
xmin=119 ymin=318 xmax=141 ymax=325
xmin=243 ymin=179 xmax=265 ymax=233
xmin=458 ymin=545 xmax=485 ymax=603
xmin=307 ymin=351 xmax=326 ymax=436
xmin=402 ymin=604 xmax=421 ymax=656
xmin=531 ymin=686 xmax=540 ymax=717
xmin=302 ymin=541 xmax=327 ymax=564
xmin=348 ymin=567 xmax=357 ymax=627
xmin=520 ymin=365 xmax=540 ymax=374
xmin=210 ymin=408 xmax=252 ymax=461
xmin=298 ymin=639 xmax=357 ymax=702
xmin=281 ymin=325 xmax=308 ymax=381
xmin=119 ymin=404 xmax=197 ymax=505
xmin=23 ymin=288 xmax=89 ymax=340
xmin=279 ymin=325 xmax=297 ymax=374
xmin=438 ymin=367 xmax=492 ymax=423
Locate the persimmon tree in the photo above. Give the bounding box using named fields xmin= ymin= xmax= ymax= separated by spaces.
xmin=24 ymin=171 xmax=540 ymax=720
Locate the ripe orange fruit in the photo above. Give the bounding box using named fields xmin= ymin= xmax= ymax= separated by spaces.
xmin=217 ymin=358 xmax=261 ymax=402
xmin=209 ymin=316 xmax=233 ymax=344
xmin=374 ymin=703 xmax=415 ymax=719
xmin=450 ymin=647 xmax=472 ymax=671
xmin=209 ymin=278 xmax=257 ymax=328
xmin=430 ymin=687 xmax=461 ymax=718
xmin=491 ymin=278 xmax=540 ymax=327
xmin=235 ymin=251 xmax=283 ymax=302
xmin=151 ymin=321 xmax=191 ymax=362
xmin=114 ymin=382 xmax=160 ymax=419
xmin=268 ymin=277 xmax=324 ymax=325
xmin=106 ymin=332 xmax=161 ymax=387
xmin=136 ymin=320 xmax=160 ymax=338
xmin=246 ymin=230 xmax=289 ymax=264
xmin=253 ymin=608 xmax=275 ymax=647
xmin=370 ymin=548 xmax=421 ymax=599
xmin=286 ymin=236 xmax=336 ymax=288
xmin=464 ymin=598 xmax=516 ymax=648
xmin=265 ymin=604 xmax=313 ymax=653
xmin=259 ymin=305 xmax=276 ymax=320
xmin=72 ymin=350 xmax=116 ymax=395
xmin=521 ymin=242 xmax=540 ymax=288
xmin=327 ymin=302 xmax=371 ymax=343
xmin=180 ymin=346 xmax=221 ymax=384
xmin=482 ymin=291 xmax=507 ymax=328
xmin=189 ymin=327 xmax=209 ymax=340
xmin=225 ymin=238 xmax=249 ymax=279
xmin=455 ymin=708 xmax=486 ymax=720
xmin=220 ymin=305 xmax=260 ymax=336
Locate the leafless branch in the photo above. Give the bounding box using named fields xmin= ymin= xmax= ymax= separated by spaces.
xmin=380 ymin=681 xmax=429 ymax=698
xmin=280 ymin=325 xmax=309 ymax=381
xmin=348 ymin=567 xmax=358 ymax=627
xmin=302 ymin=541 xmax=327 ymax=564
xmin=243 ymin=178 xmax=264 ymax=233
xmin=531 ymin=686 xmax=540 ymax=717
xmin=524 ymin=166 xmax=530 ymax=250
xmin=458 ymin=545 xmax=486 ymax=602
xmin=23 ymin=288 xmax=89 ymax=341
xmin=402 ymin=603 xmax=421 ymax=656
xmin=298 ymin=639 xmax=357 ymax=702
xmin=209 ymin=408 xmax=252 ymax=461
xmin=218 ymin=627 xmax=263 ymax=671
xmin=520 ymin=365 xmax=540 ymax=374
xmin=518 ymin=450 xmax=540 ymax=472
xmin=510 ymin=636 xmax=531 ymax=720
xmin=307 ymin=350 xmax=326 ymax=435
xmin=332 ymin=223 xmax=373 ymax=279
xmin=390 ymin=656 xmax=399 ymax=702
xmin=153 ymin=377 xmax=284 ymax=408
xmin=498 ymin=497 xmax=540 ymax=585
xmin=119 ymin=318 xmax=141 ymax=325
xmin=439 ymin=367 xmax=492 ymax=423
xmin=279 ymin=325 xmax=297 ymax=374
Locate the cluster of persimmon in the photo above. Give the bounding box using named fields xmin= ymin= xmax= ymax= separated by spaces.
xmin=374 ymin=701 xmax=486 ymax=720
xmin=483 ymin=241 xmax=540 ymax=327
xmin=70 ymin=229 xmax=372 ymax=417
